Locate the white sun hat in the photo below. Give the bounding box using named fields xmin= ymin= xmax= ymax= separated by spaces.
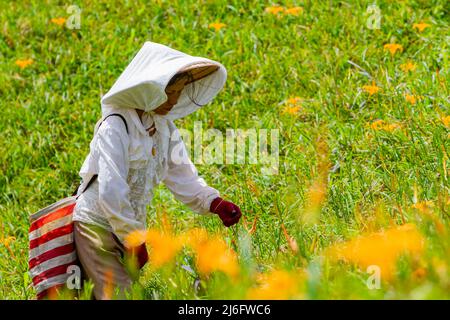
xmin=100 ymin=41 xmax=227 ymax=121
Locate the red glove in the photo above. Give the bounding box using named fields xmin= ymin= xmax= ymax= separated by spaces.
xmin=126 ymin=243 xmax=148 ymax=269
xmin=210 ymin=197 xmax=242 ymax=227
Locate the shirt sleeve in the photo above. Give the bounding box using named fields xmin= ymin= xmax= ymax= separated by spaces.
xmin=96 ymin=116 xmax=144 ymax=243
xmin=162 ymin=129 xmax=220 ymax=215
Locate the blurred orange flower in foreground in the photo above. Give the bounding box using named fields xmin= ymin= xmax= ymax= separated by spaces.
xmin=326 ymin=223 xmax=425 ymax=279
xmin=411 ymin=201 xmax=435 ymax=213
xmin=124 ymin=229 xmax=148 ymax=248
xmin=400 ymin=61 xmax=416 ymax=73
xmin=185 ymin=228 xmax=239 ymax=278
xmin=125 ymin=228 xmax=183 ymax=268
xmin=362 ymin=81 xmax=381 ymax=96
xmin=50 ymin=17 xmax=66 ymax=26
xmin=247 ymin=269 xmax=303 ymax=299
xmin=413 ymin=22 xmax=430 ymax=32
xmin=208 ymin=22 xmax=226 ymax=31
xmin=15 ymin=59 xmax=33 ymax=69
xmin=146 ymin=229 xmax=183 ymax=268
xmin=384 ymin=43 xmax=403 ymax=56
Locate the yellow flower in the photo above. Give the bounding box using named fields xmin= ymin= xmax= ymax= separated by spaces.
xmin=208 ymin=22 xmax=226 ymax=31
xmin=50 ymin=17 xmax=66 ymax=26
xmin=362 ymin=81 xmax=381 ymax=96
xmin=413 ymin=22 xmax=430 ymax=32
xmin=384 ymin=43 xmax=403 ymax=56
xmin=284 ymin=7 xmax=303 ymax=16
xmin=184 ymin=227 xmax=209 ymax=246
xmin=265 ymin=6 xmax=284 ymax=15
xmin=405 ymin=94 xmax=417 ymax=105
xmin=186 ymin=228 xmax=239 ymax=278
xmin=411 ymin=201 xmax=435 ymax=213
xmin=15 ymin=59 xmax=33 ymax=69
xmin=282 ymin=105 xmax=301 ymax=115
xmin=383 ymin=122 xmax=401 ymax=132
xmin=247 ymin=269 xmax=302 ymax=299
xmin=0 ymin=236 xmax=15 ymax=247
xmin=367 ymin=119 xmax=401 ymax=132
xmin=124 ymin=229 xmax=148 ymax=248
xmin=400 ymin=61 xmax=416 ymax=72
xmin=326 ymin=223 xmax=425 ymax=280
xmin=146 ymin=229 xmax=183 ymax=268
xmin=281 ymin=97 xmax=302 ymax=115
xmin=368 ymin=119 xmax=385 ymax=130
xmin=286 ymin=96 xmax=301 ymax=105
xmin=441 ymin=115 xmax=450 ymax=128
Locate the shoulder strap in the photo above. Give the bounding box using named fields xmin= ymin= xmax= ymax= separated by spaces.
xmin=73 ymin=113 xmax=129 ymax=197
xmin=102 ymin=113 xmax=129 ymax=134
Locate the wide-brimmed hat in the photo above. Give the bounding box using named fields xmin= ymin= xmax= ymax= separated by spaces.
xmin=173 ymin=62 xmax=220 ymax=85
xmin=101 ymin=41 xmax=227 ymax=121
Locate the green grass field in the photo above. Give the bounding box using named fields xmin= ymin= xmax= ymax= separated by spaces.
xmin=0 ymin=0 xmax=449 ymax=299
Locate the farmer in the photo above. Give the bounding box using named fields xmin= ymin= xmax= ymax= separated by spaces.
xmin=73 ymin=41 xmax=242 ymax=299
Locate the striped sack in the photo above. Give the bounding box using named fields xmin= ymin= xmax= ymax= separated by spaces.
xmin=28 ymin=113 xmax=129 ymax=299
xmin=28 ymin=196 xmax=79 ymax=299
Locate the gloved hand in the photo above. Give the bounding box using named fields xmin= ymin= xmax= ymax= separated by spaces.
xmin=125 ymin=243 xmax=148 ymax=270
xmin=210 ymin=197 xmax=242 ymax=227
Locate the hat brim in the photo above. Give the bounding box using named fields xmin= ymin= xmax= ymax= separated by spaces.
xmin=176 ymin=62 xmax=220 ymax=84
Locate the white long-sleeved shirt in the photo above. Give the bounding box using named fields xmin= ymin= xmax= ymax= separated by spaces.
xmin=73 ymin=108 xmax=220 ymax=243
xmin=74 ymin=41 xmax=227 ymax=243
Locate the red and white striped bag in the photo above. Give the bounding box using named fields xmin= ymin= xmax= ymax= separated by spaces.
xmin=28 ymin=195 xmax=81 ymax=299
xmin=28 ymin=113 xmax=128 ymax=299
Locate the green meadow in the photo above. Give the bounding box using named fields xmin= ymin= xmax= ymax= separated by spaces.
xmin=0 ymin=0 xmax=449 ymax=299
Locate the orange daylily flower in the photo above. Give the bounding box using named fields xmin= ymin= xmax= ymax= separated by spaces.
xmin=384 ymin=43 xmax=403 ymax=56
xmin=208 ymin=22 xmax=226 ymax=31
xmin=368 ymin=120 xmax=401 ymax=132
xmin=286 ymin=96 xmax=302 ymax=105
xmin=146 ymin=229 xmax=183 ymax=268
xmin=281 ymin=97 xmax=302 ymax=115
xmin=411 ymin=200 xmax=435 ymax=213
xmin=400 ymin=61 xmax=416 ymax=72
xmin=413 ymin=22 xmax=430 ymax=32
xmin=50 ymin=17 xmax=66 ymax=26
xmin=441 ymin=115 xmax=450 ymax=128
xmin=405 ymin=94 xmax=419 ymax=105
xmin=383 ymin=123 xmax=401 ymax=132
xmin=15 ymin=59 xmax=33 ymax=69
xmin=362 ymin=81 xmax=381 ymax=95
xmin=247 ymin=269 xmax=303 ymax=299
xmin=282 ymin=105 xmax=301 ymax=115
xmin=0 ymin=236 xmax=15 ymax=247
xmin=326 ymin=223 xmax=425 ymax=280
xmin=185 ymin=228 xmax=239 ymax=278
xmin=265 ymin=6 xmax=284 ymax=15
xmin=124 ymin=229 xmax=148 ymax=248
xmin=284 ymin=7 xmax=303 ymax=16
